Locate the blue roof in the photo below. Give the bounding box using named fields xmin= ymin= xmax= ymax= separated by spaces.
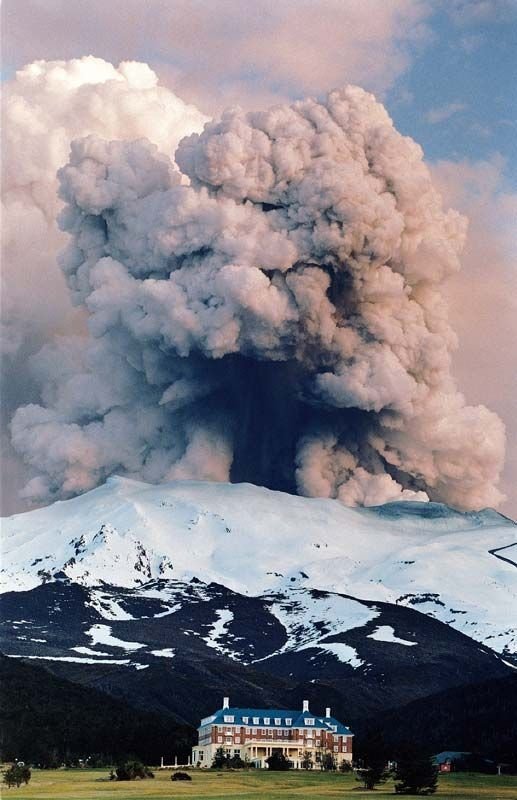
xmin=433 ymin=751 xmax=471 ymax=764
xmin=200 ymin=706 xmax=353 ymax=736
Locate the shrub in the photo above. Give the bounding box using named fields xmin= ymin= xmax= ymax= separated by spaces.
xmin=266 ymin=751 xmax=290 ymax=771
xmin=115 ymin=759 xmax=154 ymax=781
xmin=172 ymin=771 xmax=192 ymax=781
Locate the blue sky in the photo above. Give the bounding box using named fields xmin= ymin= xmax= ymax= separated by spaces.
xmin=388 ymin=4 xmax=516 ymax=183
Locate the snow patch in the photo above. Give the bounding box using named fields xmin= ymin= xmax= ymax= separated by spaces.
xmin=367 ymin=625 xmax=418 ymax=646
xmin=150 ymin=647 xmax=175 ymax=658
xmin=314 ymin=642 xmax=364 ymax=668
xmin=72 ymin=646 xmax=111 ymax=656
xmin=203 ymin=609 xmax=235 ymax=656
xmin=153 ymin=603 xmax=182 ymax=618
xmin=86 ymin=624 xmax=144 ymax=651
xmin=7 ymin=654 xmax=130 ymax=665
xmin=87 ymin=591 xmax=135 ymax=621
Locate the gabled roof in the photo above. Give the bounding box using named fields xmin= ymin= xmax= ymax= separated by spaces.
xmin=199 ymin=706 xmax=353 ymax=736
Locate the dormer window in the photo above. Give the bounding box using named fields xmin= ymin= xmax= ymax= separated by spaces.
xmin=242 ymin=716 xmax=249 ymax=723
xmin=305 ymin=718 xmax=315 ymax=726
xmin=264 ymin=717 xmax=270 ymax=724
xmin=224 ymin=715 xmax=234 ymax=723
xmin=253 ymin=717 xmax=259 ymax=724
xmin=285 ymin=718 xmax=292 ymax=725
xmin=274 ymin=718 xmax=281 ymax=725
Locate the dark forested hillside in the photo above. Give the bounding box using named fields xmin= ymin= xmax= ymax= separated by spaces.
xmin=356 ymin=673 xmax=517 ymax=766
xmin=0 ymin=655 xmax=195 ymax=765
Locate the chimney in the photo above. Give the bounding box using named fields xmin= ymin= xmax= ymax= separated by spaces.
xmin=325 ymin=707 xmax=331 ymax=718
xmin=223 ymin=696 xmax=229 ymax=709
xmin=303 ymin=699 xmax=309 ymax=713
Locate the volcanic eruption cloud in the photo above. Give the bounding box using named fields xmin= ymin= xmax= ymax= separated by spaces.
xmin=10 ymin=81 xmax=506 ymax=510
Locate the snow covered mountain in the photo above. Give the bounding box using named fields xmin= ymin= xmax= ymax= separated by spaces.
xmin=1 ymin=477 xmax=516 ymax=723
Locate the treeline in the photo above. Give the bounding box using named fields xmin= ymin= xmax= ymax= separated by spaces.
xmin=0 ymin=656 xmax=195 ymax=766
xmin=355 ymin=673 xmax=517 ymax=768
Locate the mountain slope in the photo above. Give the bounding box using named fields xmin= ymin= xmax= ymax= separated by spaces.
xmin=3 ymin=477 xmax=516 ymax=656
xmin=358 ymin=673 xmax=517 ymax=765
xmin=1 ymin=478 xmax=515 ymax=727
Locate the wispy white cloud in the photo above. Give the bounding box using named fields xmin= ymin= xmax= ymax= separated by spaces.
xmin=425 ymin=102 xmax=467 ymax=124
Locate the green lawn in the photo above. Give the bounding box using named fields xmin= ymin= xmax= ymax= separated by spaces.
xmin=4 ymin=768 xmax=516 ymax=800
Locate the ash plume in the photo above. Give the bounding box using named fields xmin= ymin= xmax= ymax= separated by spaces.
xmin=10 ymin=86 xmax=505 ymax=509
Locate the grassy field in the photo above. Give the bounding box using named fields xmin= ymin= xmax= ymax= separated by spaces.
xmin=3 ymin=769 xmax=516 ymax=800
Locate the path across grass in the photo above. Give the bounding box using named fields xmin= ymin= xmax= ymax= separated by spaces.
xmin=5 ymin=768 xmax=516 ymax=800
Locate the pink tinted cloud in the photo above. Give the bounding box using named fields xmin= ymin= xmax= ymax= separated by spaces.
xmin=432 ymin=156 xmax=517 ymax=517
xmin=2 ymin=0 xmax=432 ymax=112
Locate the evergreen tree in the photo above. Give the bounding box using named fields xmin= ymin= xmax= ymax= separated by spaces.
xmin=355 ymin=729 xmax=390 ymax=790
xmin=321 ymin=751 xmax=337 ymax=771
xmin=3 ymin=764 xmax=31 ymax=788
xmin=395 ymin=745 xmax=438 ymax=795
xmin=211 ymin=747 xmax=229 ymax=768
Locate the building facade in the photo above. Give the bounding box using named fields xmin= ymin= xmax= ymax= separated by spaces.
xmin=192 ymin=697 xmax=353 ymax=769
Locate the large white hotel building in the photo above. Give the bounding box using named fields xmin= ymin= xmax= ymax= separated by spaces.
xmin=192 ymin=697 xmax=353 ymax=769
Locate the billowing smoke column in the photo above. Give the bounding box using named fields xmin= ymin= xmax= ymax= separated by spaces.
xmin=1 ymin=56 xmax=207 ymax=357
xmin=11 ymin=86 xmax=506 ymax=509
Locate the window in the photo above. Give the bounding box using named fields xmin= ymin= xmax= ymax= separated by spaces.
xmin=235 ymin=737 xmax=240 ymax=744
xmin=218 ymin=736 xmax=223 ymax=743
xmin=264 ymin=717 xmax=270 ymax=724
xmin=333 ymin=735 xmax=339 ymax=742
xmin=274 ymin=718 xmax=281 ymax=725
xmin=268 ymin=730 xmax=273 ymax=736
xmin=224 ymin=715 xmax=234 ymax=723
xmin=285 ymin=718 xmax=292 ymax=725
xmin=252 ymin=728 xmax=257 ymax=735
xmin=305 ymin=718 xmax=315 ymax=726
xmin=334 ymin=745 xmax=338 ymax=752
xmin=199 ymin=752 xmax=204 ymax=761
xmin=234 ymin=749 xmax=241 ymax=756
xmin=245 ymin=728 xmax=251 ymax=734
xmin=261 ymin=729 xmax=266 ymax=736
xmin=253 ymin=717 xmax=259 ymax=725
xmin=242 ymin=716 xmax=249 ymax=723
